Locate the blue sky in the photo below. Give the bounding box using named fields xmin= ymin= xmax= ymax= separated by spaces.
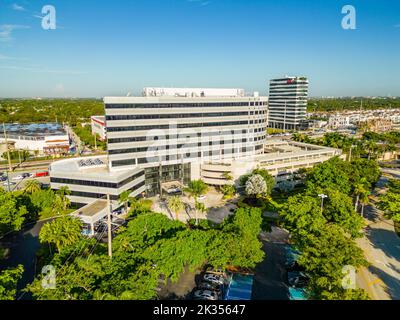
xmin=0 ymin=0 xmax=399 ymax=98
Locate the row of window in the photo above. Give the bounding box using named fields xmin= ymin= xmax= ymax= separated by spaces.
xmin=106 ymin=111 xmax=268 ymax=121
xmin=105 ymin=102 xmax=267 ymax=109
xmin=108 ymin=138 xmax=256 ymax=155
xmin=107 ymin=121 xmax=263 ymax=132
xmin=67 ymin=180 xmax=146 ymax=200
xmin=111 ymin=147 xmax=259 ymax=167
xmin=50 ymin=171 xmax=144 ymax=189
xmin=107 ymin=129 xmax=251 ymax=144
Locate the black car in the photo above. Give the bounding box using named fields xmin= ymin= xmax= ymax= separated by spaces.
xmin=288 ymin=271 xmax=309 ymax=288
xmin=286 ymin=261 xmax=305 ymax=272
xmin=0 ymin=176 xmax=7 ymax=182
xmin=21 ymin=173 xmax=31 ymax=178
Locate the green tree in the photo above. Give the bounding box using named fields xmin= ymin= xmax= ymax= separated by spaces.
xmin=306 ymin=157 xmax=353 ymax=195
xmin=298 ymin=224 xmax=368 ymax=300
xmin=184 ymin=180 xmax=209 ymax=225
xmin=119 ymin=190 xmax=131 ymax=214
xmin=0 ymin=189 xmax=27 ymax=236
xmin=39 ymin=216 xmax=83 ymax=253
xmin=379 ymin=180 xmax=400 ymax=223
xmin=24 ymin=179 xmax=41 ymax=194
xmin=167 ymin=196 xmax=184 ymax=221
xmin=0 ymin=265 xmax=24 ymax=300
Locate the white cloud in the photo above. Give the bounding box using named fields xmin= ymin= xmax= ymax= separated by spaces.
xmin=0 ymin=24 xmax=30 ymax=42
xmin=11 ymin=3 xmax=25 ymax=11
xmin=187 ymin=0 xmax=212 ymax=6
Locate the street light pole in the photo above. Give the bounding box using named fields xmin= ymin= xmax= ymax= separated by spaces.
xmin=318 ymin=194 xmax=328 ymax=213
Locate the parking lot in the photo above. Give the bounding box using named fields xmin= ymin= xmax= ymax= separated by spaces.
xmin=1 ymin=170 xmax=50 ymax=191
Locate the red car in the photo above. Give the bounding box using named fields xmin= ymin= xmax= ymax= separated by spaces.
xmin=35 ymin=171 xmax=49 ymax=177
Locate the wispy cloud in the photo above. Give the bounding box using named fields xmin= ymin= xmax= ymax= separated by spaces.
xmin=187 ymin=0 xmax=212 ymax=6
xmin=0 ymin=24 xmax=30 ymax=42
xmin=394 ymin=24 xmax=400 ymax=28
xmin=0 ymin=53 xmax=27 ymax=60
xmin=0 ymin=65 xmax=86 ymax=75
xmin=11 ymin=3 xmax=25 ymax=11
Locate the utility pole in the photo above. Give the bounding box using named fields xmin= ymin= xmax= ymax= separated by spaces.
xmin=107 ymin=194 xmax=112 ymax=259
xmin=2 ymin=123 xmax=12 ymax=172
xmin=94 ymin=134 xmax=97 ymax=151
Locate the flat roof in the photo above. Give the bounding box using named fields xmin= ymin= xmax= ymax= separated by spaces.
xmin=75 ymin=199 xmax=108 ymax=217
xmin=2 ymin=123 xmax=66 ymax=137
xmin=103 ymin=95 xmax=268 ymax=104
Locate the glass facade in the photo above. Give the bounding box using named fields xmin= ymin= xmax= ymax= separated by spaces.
xmin=145 ymin=163 xmax=191 ymax=197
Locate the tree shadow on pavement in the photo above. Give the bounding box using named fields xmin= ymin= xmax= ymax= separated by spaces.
xmin=368 ymin=265 xmax=400 ymax=300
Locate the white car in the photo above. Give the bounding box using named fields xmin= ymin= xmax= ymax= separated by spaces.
xmin=193 ymin=290 xmax=218 ymax=301
xmin=3 ymin=181 xmax=16 ymax=187
xmin=203 ymin=273 xmax=225 ymax=285
xmin=12 ymin=175 xmax=24 ymax=181
xmin=197 ymin=195 xmax=206 ymax=201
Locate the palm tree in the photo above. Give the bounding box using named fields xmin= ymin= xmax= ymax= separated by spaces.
xmin=53 ymin=187 xmax=71 ymax=214
xmin=167 ymin=196 xmax=184 ymax=221
xmin=360 ymin=191 xmax=371 ymax=218
xmin=222 ymin=172 xmax=233 ymax=182
xmin=184 ymin=180 xmax=209 ymax=225
xmin=353 ymin=180 xmax=368 ymax=212
xmin=24 ymin=179 xmax=41 ymax=194
xmin=195 ymin=201 xmax=207 ymax=224
xmin=364 ymin=140 xmax=377 ymax=160
xmin=39 ymin=216 xmax=83 ymax=253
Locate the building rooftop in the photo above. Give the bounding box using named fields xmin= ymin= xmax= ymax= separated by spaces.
xmin=2 ymin=123 xmax=66 ymax=137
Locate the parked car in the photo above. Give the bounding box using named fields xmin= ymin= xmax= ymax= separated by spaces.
xmin=203 ymin=273 xmax=225 ymax=285
xmin=288 ymin=271 xmax=309 ymax=288
xmin=12 ymin=175 xmax=24 ymax=181
xmin=197 ymin=195 xmax=206 ymax=201
xmin=193 ymin=290 xmax=218 ymax=301
xmin=113 ymin=208 xmax=124 ymax=216
xmin=35 ymin=171 xmax=49 ymax=177
xmin=197 ymin=282 xmax=222 ymax=295
xmin=286 ymin=261 xmax=305 ymax=272
xmin=3 ymin=181 xmax=16 ymax=187
xmin=285 ymin=245 xmax=301 ymax=268
xmin=205 ymin=266 xmax=227 ymax=276
xmin=0 ymin=176 xmax=7 ymax=182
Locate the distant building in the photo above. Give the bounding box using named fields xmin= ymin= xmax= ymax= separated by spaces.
xmin=0 ymin=123 xmax=70 ymax=156
xmin=91 ymin=116 xmax=107 ymax=141
xmin=0 ymin=141 xmax=15 ymax=159
xmin=358 ymin=118 xmax=393 ymax=133
xmin=328 ymin=115 xmax=351 ymax=129
xmin=268 ymin=76 xmax=309 ymax=130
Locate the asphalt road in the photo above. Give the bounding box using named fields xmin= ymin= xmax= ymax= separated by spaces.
xmin=356 ymin=174 xmax=400 ymax=300
xmin=0 ymin=219 xmax=49 ymax=300
xmin=252 ymin=227 xmax=290 ymax=300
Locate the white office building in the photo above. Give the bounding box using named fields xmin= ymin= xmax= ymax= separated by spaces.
xmin=268 ymin=76 xmax=309 ymax=130
xmin=50 ymin=86 xmax=340 ymax=207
